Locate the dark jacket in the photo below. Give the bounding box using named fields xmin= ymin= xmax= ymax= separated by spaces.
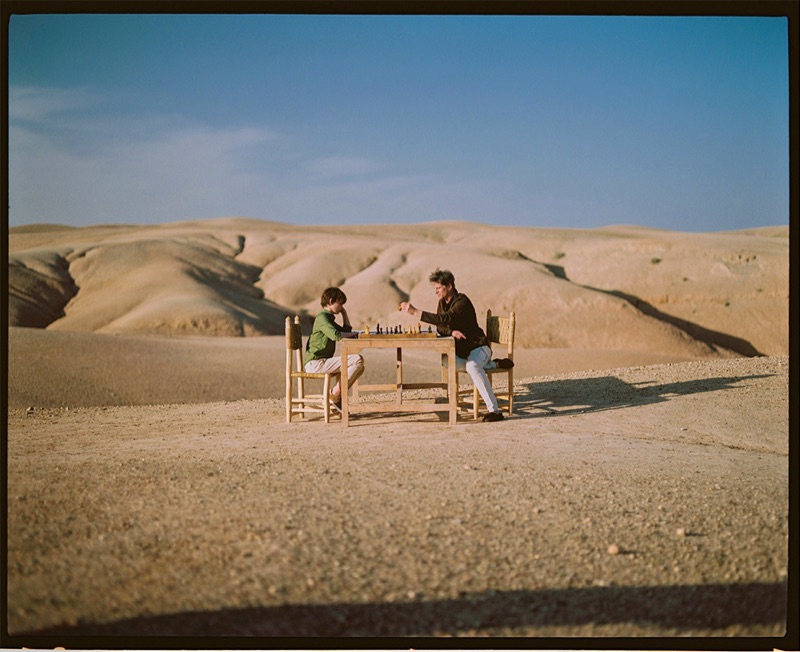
xmin=420 ymin=291 xmax=489 ymax=359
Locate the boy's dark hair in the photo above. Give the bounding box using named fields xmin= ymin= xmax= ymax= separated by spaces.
xmin=428 ymin=268 xmax=456 ymax=288
xmin=320 ymin=287 xmax=347 ymax=307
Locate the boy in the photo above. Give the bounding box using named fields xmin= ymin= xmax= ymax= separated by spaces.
xmin=304 ymin=287 xmax=365 ymax=409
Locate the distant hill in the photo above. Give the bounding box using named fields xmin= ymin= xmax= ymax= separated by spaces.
xmin=8 ymin=218 xmax=789 ymax=358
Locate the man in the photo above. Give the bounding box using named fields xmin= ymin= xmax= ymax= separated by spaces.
xmin=304 ymin=287 xmax=365 ymax=409
xmin=400 ymin=269 xmax=512 ymax=422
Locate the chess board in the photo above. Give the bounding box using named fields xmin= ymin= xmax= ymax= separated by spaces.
xmin=359 ymin=331 xmax=438 ymax=339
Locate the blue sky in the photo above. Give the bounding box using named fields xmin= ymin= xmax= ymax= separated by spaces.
xmin=7 ymin=12 xmax=790 ymax=231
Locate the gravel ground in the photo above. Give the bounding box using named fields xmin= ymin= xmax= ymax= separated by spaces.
xmin=4 ymin=356 xmax=792 ymax=646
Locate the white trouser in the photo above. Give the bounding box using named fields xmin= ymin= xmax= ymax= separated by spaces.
xmin=304 ymin=354 xmax=365 ymax=396
xmin=444 ymin=345 xmax=500 ymax=413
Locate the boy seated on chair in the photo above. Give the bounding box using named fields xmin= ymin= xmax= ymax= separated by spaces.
xmin=304 ymin=287 xmax=365 ymax=410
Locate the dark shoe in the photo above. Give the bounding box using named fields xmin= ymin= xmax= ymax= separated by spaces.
xmin=483 ymin=411 xmax=504 ymax=422
xmin=329 ymin=399 xmax=342 ymax=414
xmin=493 ymin=358 xmax=514 ymax=369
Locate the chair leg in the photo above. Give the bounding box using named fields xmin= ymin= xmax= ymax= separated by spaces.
xmin=323 ymin=374 xmax=331 ymax=423
xmin=507 ymin=370 xmax=513 ymax=416
xmin=296 ymin=377 xmax=306 ymax=419
xmin=473 ymin=385 xmax=479 ymax=420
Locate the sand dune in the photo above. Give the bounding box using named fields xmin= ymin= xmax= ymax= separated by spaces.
xmin=8 ymin=218 xmax=788 ymax=358
xmin=8 ymin=217 xmax=788 ymax=409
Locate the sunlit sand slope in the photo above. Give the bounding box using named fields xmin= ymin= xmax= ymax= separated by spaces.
xmin=8 ymin=218 xmax=788 ymax=357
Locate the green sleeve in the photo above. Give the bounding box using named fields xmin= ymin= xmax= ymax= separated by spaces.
xmin=317 ymin=312 xmax=343 ymax=341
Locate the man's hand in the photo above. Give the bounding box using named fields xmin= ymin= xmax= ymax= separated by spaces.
xmin=451 ymin=330 xmax=466 ymax=340
xmin=399 ymin=302 xmax=418 ymax=316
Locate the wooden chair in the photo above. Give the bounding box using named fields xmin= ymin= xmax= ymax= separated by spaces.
xmin=457 ymin=310 xmax=515 ymax=419
xmin=285 ymin=315 xmax=340 ymax=423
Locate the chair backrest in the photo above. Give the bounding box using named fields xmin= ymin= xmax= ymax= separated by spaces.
xmin=486 ymin=310 xmax=515 ymax=357
xmin=285 ymin=315 xmax=303 ymax=351
xmin=285 ymin=315 xmax=304 ymax=373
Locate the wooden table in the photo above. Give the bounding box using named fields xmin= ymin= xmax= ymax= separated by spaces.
xmin=340 ymin=334 xmax=458 ymax=426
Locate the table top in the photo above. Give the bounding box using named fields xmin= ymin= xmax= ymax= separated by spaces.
xmin=342 ymin=335 xmax=455 ymax=350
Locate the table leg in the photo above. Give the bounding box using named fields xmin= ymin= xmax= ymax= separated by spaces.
xmin=396 ymin=347 xmax=403 ymax=405
xmin=341 ymin=346 xmax=349 ymax=427
xmin=448 ymin=349 xmax=457 ymax=424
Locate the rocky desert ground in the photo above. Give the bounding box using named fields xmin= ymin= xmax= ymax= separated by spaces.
xmin=4 ymin=218 xmax=794 ymax=647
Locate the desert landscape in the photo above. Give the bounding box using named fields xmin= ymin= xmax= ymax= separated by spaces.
xmin=4 ymin=218 xmax=792 ymax=644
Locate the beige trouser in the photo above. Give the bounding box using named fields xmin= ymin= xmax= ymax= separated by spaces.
xmin=304 ymin=354 xmax=365 ymax=396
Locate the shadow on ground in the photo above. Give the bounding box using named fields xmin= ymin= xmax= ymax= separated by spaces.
xmin=323 ymin=373 xmax=774 ymax=425
xmin=512 ymin=373 xmax=774 ymax=419
xmin=13 ymin=581 xmax=788 ymax=643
